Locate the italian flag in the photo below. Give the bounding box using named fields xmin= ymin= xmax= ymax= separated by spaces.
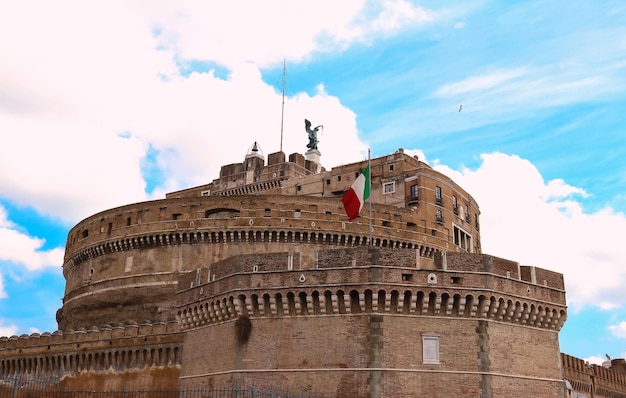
xmin=341 ymin=165 xmax=370 ymax=221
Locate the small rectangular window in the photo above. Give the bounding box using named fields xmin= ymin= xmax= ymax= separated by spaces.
xmin=410 ymin=184 xmax=418 ymax=200
xmin=383 ymin=181 xmax=395 ymax=194
xmin=435 ymin=186 xmax=442 ymax=204
xmin=436 ymin=209 xmax=443 ymax=223
xmin=172 ymin=213 xmax=181 ymax=220
xmin=422 ymin=334 xmax=440 ymax=364
xmin=337 ymin=176 xmax=342 ymax=182
xmin=326 ymin=179 xmax=331 ymax=185
xmin=389 ymin=164 xmax=394 ymax=171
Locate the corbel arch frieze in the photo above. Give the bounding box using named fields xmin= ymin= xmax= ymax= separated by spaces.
xmin=178 ymin=287 xmax=565 ymax=332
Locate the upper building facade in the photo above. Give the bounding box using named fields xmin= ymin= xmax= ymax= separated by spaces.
xmin=58 ymin=147 xmax=480 ymax=330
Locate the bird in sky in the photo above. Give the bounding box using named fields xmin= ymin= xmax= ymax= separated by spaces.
xmin=459 ymin=104 xmax=463 ymax=112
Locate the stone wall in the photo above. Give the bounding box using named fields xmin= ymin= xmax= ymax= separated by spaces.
xmin=0 ymin=322 xmax=182 ymax=391
xmin=176 ymin=248 xmax=567 ymax=397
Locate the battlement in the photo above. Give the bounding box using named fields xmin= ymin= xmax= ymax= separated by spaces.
xmin=562 ymin=353 xmax=626 ymax=395
xmin=0 ymin=321 xmax=180 ymax=352
xmin=0 ymin=321 xmax=182 ymax=379
xmin=440 ymin=252 xmax=565 ymax=290
xmin=176 ymin=248 xmax=567 ymax=333
xmin=179 ymin=248 xmax=565 ymax=293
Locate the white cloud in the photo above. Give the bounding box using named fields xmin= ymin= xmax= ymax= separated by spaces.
xmin=431 ymin=64 xmax=621 ymax=121
xmin=584 ymin=355 xmax=606 ymax=366
xmin=433 ymin=152 xmax=626 ymax=310
xmin=608 ymin=321 xmax=626 ymax=339
xmin=0 ymin=323 xmax=18 ymax=338
xmin=0 ymin=2 xmax=395 ymax=224
xmin=433 ymin=69 xmax=529 ymax=97
xmin=130 ymin=1 xmax=435 ymax=69
xmin=0 ymin=206 xmax=64 ymax=271
xmin=0 ymin=274 xmax=6 ymax=299
xmin=372 ymin=0 xmax=433 ymax=32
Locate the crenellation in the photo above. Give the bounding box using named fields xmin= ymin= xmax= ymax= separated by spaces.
xmin=0 ymin=325 xmax=183 ymax=379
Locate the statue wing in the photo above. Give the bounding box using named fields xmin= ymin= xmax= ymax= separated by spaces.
xmin=305 ymin=119 xmax=311 ymax=129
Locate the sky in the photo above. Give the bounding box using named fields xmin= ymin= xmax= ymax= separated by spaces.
xmin=1 ymin=0 xmax=625 ymax=365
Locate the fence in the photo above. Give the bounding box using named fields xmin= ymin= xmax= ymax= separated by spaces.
xmin=0 ymin=377 xmax=324 ymax=398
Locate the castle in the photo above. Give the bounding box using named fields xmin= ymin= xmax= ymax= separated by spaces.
xmin=1 ymin=143 xmax=625 ymax=397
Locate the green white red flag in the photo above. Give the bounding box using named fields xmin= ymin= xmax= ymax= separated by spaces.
xmin=341 ymin=165 xmax=370 ymax=221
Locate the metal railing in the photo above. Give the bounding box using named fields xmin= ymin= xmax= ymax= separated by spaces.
xmin=0 ymin=377 xmax=325 ymax=398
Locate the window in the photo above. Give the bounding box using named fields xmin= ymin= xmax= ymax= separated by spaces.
xmin=383 ymin=181 xmax=395 ymax=194
xmin=435 ymin=186 xmax=442 ymax=205
xmin=201 ymin=190 xmax=210 ymax=196
xmin=264 ymin=208 xmax=271 ymax=218
xmin=452 ymin=195 xmax=458 ymax=214
xmin=337 ymin=176 xmax=342 ymax=182
xmin=465 ymin=205 xmax=470 ymax=223
xmin=410 ymin=184 xmax=418 ymax=200
xmin=294 ymin=210 xmax=301 ymax=218
xmin=453 ymin=225 xmax=472 ymax=252
xmin=436 ymin=209 xmax=443 ymax=223
xmin=326 ymin=179 xmax=330 ymax=185
xmin=422 ymin=334 xmax=440 ymax=364
xmin=389 ymin=164 xmax=394 ymax=171
xmin=296 ymin=185 xmax=301 ymax=191
xmin=172 ymin=213 xmax=181 ymax=220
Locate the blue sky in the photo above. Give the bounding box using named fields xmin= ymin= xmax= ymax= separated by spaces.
xmin=1 ymin=1 xmax=625 ymax=364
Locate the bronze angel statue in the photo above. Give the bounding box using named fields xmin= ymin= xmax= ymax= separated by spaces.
xmin=305 ymin=119 xmax=322 ymax=150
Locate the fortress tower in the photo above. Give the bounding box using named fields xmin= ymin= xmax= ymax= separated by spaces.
xmin=2 ymin=146 xmax=602 ymax=397
xmin=57 ymin=148 xmax=481 ymax=330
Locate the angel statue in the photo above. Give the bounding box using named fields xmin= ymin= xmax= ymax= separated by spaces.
xmin=305 ymin=119 xmax=322 ymax=150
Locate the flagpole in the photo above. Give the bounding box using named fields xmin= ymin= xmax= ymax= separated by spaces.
xmin=368 ymin=148 xmax=372 ymax=247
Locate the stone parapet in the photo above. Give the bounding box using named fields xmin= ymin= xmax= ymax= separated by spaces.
xmin=176 ymin=249 xmax=567 ymax=333
xmin=0 ymin=322 xmax=182 ymax=378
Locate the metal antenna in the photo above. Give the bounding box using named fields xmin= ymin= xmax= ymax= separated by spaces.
xmin=280 ymin=59 xmax=286 ymax=153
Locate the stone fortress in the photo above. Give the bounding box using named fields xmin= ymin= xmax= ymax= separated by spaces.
xmin=1 ymin=141 xmax=625 ymax=397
